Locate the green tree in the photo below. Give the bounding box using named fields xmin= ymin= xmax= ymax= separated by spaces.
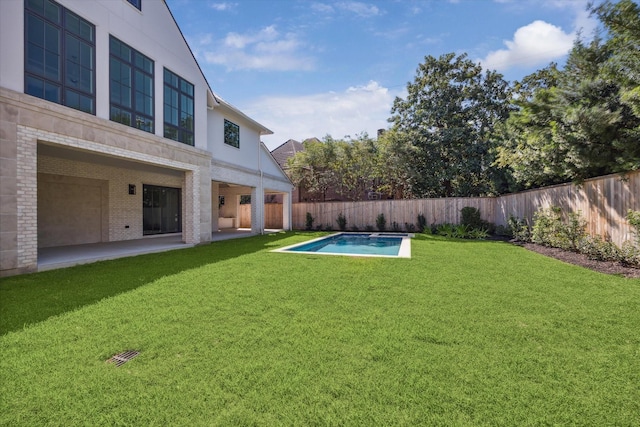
xmin=390 ymin=53 xmax=512 ymax=197
xmin=286 ymin=137 xmax=337 ymax=201
xmin=494 ymin=64 xmax=570 ymax=188
xmin=374 ymin=129 xmax=414 ymax=199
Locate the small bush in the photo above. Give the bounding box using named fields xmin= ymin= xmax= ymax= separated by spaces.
xmin=350 ymin=225 xmax=360 ymax=232
xmin=305 ymin=212 xmax=314 ymax=230
xmin=620 ymin=241 xmax=640 ymax=267
xmin=508 ymin=215 xmax=530 ymax=242
xmin=627 ymin=210 xmax=640 ymax=247
xmin=405 ymin=223 xmax=416 ymax=232
xmin=461 ymin=207 xmax=495 ymax=235
xmin=531 ymin=207 xmax=565 ymax=247
xmin=436 ymin=223 xmax=455 ymax=238
xmin=391 ymin=221 xmax=402 ymax=232
xmin=564 ymin=211 xmax=587 ymax=251
xmin=577 ymin=235 xmax=620 ymax=262
xmin=453 ymin=224 xmax=470 ymax=239
xmin=364 ymin=224 xmax=375 ymax=232
xmin=461 ymin=207 xmax=483 ymax=230
xmin=376 ymin=214 xmax=387 ymax=232
xmin=469 ymin=228 xmax=489 ymax=240
xmin=417 ymin=214 xmax=427 ymax=233
xmin=336 ymin=213 xmax=347 ymax=231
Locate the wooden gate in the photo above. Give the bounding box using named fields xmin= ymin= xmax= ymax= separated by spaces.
xmin=238 ymin=203 xmax=283 ymax=229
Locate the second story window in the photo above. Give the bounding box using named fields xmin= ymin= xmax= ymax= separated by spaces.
xmin=109 ymin=36 xmax=154 ymax=133
xmin=24 ymin=0 xmax=95 ymax=114
xmin=224 ymin=119 xmax=240 ymax=148
xmin=163 ymin=68 xmax=194 ymax=146
xmin=126 ymin=0 xmax=141 ymax=10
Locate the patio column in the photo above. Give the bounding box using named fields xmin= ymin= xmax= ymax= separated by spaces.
xmin=251 ymin=186 xmax=264 ymax=234
xmin=183 ymin=169 xmax=199 ymax=244
xmin=282 ymin=191 xmax=291 ymax=230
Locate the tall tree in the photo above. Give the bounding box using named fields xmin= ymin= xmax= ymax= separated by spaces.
xmin=494 ymin=65 xmax=574 ymax=188
xmin=286 ymin=137 xmax=337 ymax=201
xmin=389 ymin=53 xmax=512 ymax=197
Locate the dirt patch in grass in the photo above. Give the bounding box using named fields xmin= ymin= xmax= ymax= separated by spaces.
xmin=519 ymin=242 xmax=640 ymax=278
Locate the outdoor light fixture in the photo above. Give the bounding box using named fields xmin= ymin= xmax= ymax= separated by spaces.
xmin=128 ymin=184 xmax=136 ymax=195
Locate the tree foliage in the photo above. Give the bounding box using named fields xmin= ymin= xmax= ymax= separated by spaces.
xmin=496 ymin=0 xmax=640 ymax=188
xmin=389 ymin=53 xmax=512 ymax=197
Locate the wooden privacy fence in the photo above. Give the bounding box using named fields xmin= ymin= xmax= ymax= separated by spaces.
xmin=293 ymin=170 xmax=640 ymax=247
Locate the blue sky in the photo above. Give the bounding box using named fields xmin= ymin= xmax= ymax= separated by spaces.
xmin=166 ymin=0 xmax=598 ymax=149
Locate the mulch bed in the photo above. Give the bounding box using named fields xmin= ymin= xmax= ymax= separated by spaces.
xmin=518 ymin=242 xmax=640 ymax=279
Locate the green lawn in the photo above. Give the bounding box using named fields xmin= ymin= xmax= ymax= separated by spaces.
xmin=1 ymin=232 xmax=639 ymax=426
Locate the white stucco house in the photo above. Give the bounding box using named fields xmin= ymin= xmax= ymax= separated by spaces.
xmin=0 ymin=0 xmax=293 ymax=276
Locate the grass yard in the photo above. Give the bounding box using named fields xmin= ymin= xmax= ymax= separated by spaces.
xmin=1 ymin=232 xmax=639 ymax=425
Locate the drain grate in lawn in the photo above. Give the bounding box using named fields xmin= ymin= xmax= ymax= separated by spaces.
xmin=106 ymin=350 xmax=139 ymax=367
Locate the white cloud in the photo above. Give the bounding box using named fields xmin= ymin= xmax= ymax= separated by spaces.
xmin=480 ymin=20 xmax=574 ymax=71
xmin=311 ymin=2 xmax=334 ymax=13
xmin=336 ymin=2 xmax=381 ymax=17
xmin=195 ymin=26 xmax=315 ymax=72
xmin=209 ymin=2 xmax=237 ymax=11
xmin=479 ymin=0 xmax=597 ymax=72
xmin=245 ymin=81 xmax=400 ymax=149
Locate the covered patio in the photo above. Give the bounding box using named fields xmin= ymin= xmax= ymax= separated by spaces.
xmin=38 ymin=229 xmax=281 ymax=271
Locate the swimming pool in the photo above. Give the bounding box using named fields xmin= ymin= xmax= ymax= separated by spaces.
xmin=273 ymin=233 xmax=412 ymax=258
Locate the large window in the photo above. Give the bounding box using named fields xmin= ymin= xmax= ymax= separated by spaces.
xmin=109 ymin=36 xmax=154 ymax=133
xmin=224 ymin=119 xmax=240 ymax=148
xmin=163 ymin=68 xmax=194 ymax=146
xmin=24 ymin=0 xmax=95 ymax=114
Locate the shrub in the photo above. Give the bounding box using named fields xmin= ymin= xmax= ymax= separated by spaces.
xmin=376 ymin=214 xmax=387 ymax=232
xmin=336 ymin=213 xmax=347 ymax=231
xmin=453 ymin=224 xmax=470 ymax=239
xmin=577 ymin=235 xmax=620 ymax=262
xmin=508 ymin=215 xmax=530 ymax=242
xmin=627 ymin=210 xmax=640 ymax=246
xmin=391 ymin=221 xmax=402 ymax=232
xmin=469 ymin=228 xmax=489 ymax=240
xmin=461 ymin=207 xmax=483 ymax=230
xmin=364 ymin=224 xmax=375 ymax=232
xmin=531 ymin=207 xmax=565 ymax=247
xmin=436 ymin=224 xmax=457 ymax=238
xmin=405 ymin=223 xmax=416 ymax=232
xmin=350 ymin=225 xmax=360 ymax=232
xmin=461 ymin=207 xmax=495 ymax=235
xmin=564 ymin=211 xmax=587 ymax=251
xmin=417 ymin=214 xmax=427 ymax=233
xmin=305 ymin=212 xmax=314 ymax=230
xmin=530 ymin=207 xmax=586 ymax=251
xmin=620 ymin=241 xmax=640 ymax=267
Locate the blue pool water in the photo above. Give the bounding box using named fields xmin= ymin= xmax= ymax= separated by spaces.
xmin=275 ymin=233 xmax=411 ymax=258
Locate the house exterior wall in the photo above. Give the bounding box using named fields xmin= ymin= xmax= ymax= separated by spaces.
xmin=0 ymin=0 xmax=211 ymax=150
xmin=0 ymin=0 xmax=293 ymax=276
xmin=1 ymin=88 xmax=211 ymax=276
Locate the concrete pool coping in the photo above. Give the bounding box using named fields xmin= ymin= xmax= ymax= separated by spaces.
xmin=272 ymin=232 xmax=413 ymax=258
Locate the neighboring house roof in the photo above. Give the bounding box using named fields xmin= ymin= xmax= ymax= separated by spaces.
xmin=270 ymin=139 xmax=304 ymax=169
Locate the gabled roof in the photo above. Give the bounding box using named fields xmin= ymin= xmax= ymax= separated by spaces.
xmin=270 ymin=139 xmax=304 ymax=169
xmin=163 ymin=1 xmax=272 ymax=136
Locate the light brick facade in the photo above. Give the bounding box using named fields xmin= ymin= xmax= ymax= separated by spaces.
xmin=0 ymin=0 xmax=292 ymax=277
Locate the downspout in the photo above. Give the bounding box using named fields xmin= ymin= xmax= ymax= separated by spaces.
xmin=258 ymin=142 xmax=264 ymax=235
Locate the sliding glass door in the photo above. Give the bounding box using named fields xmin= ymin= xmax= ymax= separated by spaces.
xmin=143 ymin=185 xmax=181 ymax=235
